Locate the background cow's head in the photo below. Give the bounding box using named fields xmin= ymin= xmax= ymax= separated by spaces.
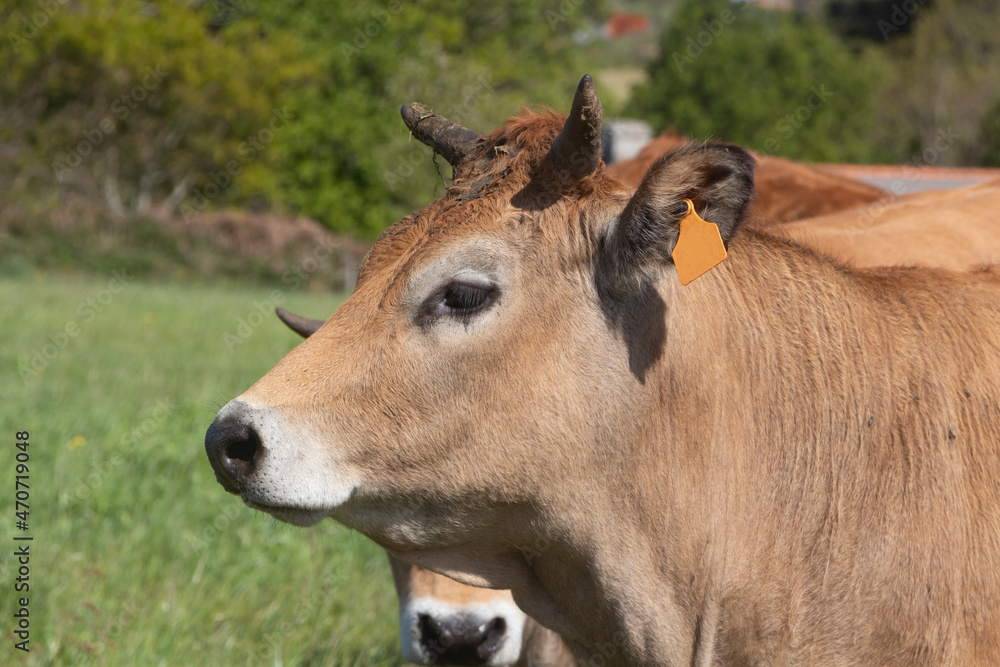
xmin=205 ymin=76 xmax=754 ymax=594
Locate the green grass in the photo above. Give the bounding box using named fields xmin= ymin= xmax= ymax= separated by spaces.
xmin=0 ymin=273 xmax=405 ymax=666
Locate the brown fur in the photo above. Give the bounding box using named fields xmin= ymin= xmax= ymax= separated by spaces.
xmin=385 ymin=173 xmax=1000 ymax=666
xmin=212 ymin=93 xmax=1000 ymax=666
xmin=392 ymin=557 xmax=517 ymax=608
xmin=773 ymin=177 xmax=1000 ymax=271
xmin=606 ymin=130 xmax=888 ymax=227
xmin=380 ymin=148 xmax=1000 ymax=667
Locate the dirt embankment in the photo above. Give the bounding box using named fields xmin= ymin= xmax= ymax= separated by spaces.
xmin=0 ymin=201 xmax=372 ymax=290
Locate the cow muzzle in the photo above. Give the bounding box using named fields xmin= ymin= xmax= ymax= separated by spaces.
xmin=401 ymin=599 xmax=527 ymax=666
xmin=204 ymin=399 xmax=358 ymax=527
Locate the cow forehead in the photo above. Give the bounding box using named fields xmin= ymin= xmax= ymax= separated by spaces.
xmin=354 ymin=109 xmax=636 ymax=300
xmin=356 ymin=112 xmax=572 ymax=288
xmin=355 ymin=200 xmax=517 ymax=298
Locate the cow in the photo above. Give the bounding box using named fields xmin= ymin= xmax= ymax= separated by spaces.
xmin=773 ymin=177 xmax=1000 ymax=271
xmin=206 ymin=76 xmax=1000 ymax=665
xmin=274 ymin=172 xmax=1000 ymax=666
xmin=274 ymin=173 xmax=1000 ymax=663
xmin=606 ymin=130 xmax=887 ymax=226
xmin=273 ymin=120 xmax=893 ymax=667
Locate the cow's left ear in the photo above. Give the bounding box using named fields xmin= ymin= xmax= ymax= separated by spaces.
xmin=603 ymin=142 xmax=755 ymax=288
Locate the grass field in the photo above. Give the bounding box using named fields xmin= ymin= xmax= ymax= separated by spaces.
xmin=0 ymin=272 xmax=405 ymax=666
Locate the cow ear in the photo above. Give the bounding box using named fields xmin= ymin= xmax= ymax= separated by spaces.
xmin=603 ymin=142 xmax=755 ymax=289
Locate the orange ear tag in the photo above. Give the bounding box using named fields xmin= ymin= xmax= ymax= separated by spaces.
xmin=671 ymin=199 xmax=727 ymax=286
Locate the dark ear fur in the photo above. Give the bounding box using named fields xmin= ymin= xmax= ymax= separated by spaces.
xmin=604 ymin=142 xmax=755 ymax=286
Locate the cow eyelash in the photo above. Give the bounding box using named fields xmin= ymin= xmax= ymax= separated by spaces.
xmin=420 ymin=281 xmax=500 ymax=325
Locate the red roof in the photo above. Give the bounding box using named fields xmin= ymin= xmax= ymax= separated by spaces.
xmin=604 ymin=11 xmax=650 ymax=38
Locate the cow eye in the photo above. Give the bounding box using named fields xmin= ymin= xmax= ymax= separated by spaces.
xmin=421 ymin=281 xmax=499 ymax=325
xmin=443 ymin=283 xmax=494 ymax=311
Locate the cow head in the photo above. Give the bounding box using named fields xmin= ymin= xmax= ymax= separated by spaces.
xmin=273 ymin=307 xmax=536 ymax=666
xmin=205 ymin=75 xmax=754 ymax=637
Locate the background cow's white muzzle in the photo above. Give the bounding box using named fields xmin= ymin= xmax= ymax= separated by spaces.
xmin=400 ymin=597 xmax=527 ymax=666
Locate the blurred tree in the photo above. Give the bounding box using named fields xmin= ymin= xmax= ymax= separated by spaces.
xmin=979 ymin=96 xmax=1000 ymax=167
xmin=249 ymin=0 xmax=607 ymax=238
xmin=0 ymin=0 xmax=607 ymax=239
xmin=0 ymin=0 xmax=309 ymax=220
xmin=629 ymin=0 xmax=889 ymax=163
xmin=875 ymin=0 xmax=1000 ymax=166
xmin=825 ymin=0 xmax=925 ymax=42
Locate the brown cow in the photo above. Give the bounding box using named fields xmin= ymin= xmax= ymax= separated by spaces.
xmin=275 ymin=177 xmax=1000 ymax=666
xmin=273 ymin=125 xmax=891 ymax=667
xmin=606 ymin=130 xmax=887 ymax=226
xmin=774 ymin=177 xmax=1000 ymax=271
xmin=207 ymin=77 xmax=1000 ymax=665
xmin=390 ymin=556 xmax=527 ymax=665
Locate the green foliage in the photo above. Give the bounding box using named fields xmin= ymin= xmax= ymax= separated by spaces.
xmin=631 ymin=0 xmax=888 ymax=163
xmin=874 ymin=0 xmax=1000 ymax=166
xmin=251 ymin=0 xmax=607 ymax=238
xmin=5 ymin=0 xmax=1000 ymax=252
xmin=1 ymin=0 xmax=310 ymax=220
xmin=0 ymin=0 xmax=607 ymax=239
xmin=980 ymin=96 xmax=1000 ymax=168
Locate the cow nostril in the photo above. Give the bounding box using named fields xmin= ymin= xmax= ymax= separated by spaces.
xmin=419 ymin=613 xmax=454 ymax=656
xmin=224 ymin=425 xmax=259 ymax=465
xmin=205 ymin=418 xmax=262 ymax=493
xmin=221 ymin=424 xmax=260 ymax=483
xmin=477 ymin=617 xmax=506 ymax=661
xmin=418 ymin=613 xmax=507 ymax=665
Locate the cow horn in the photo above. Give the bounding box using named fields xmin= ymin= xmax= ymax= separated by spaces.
xmin=549 ymin=74 xmax=603 ymax=182
xmin=275 ymin=307 xmax=323 ymax=338
xmin=401 ymin=103 xmax=481 ymax=166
